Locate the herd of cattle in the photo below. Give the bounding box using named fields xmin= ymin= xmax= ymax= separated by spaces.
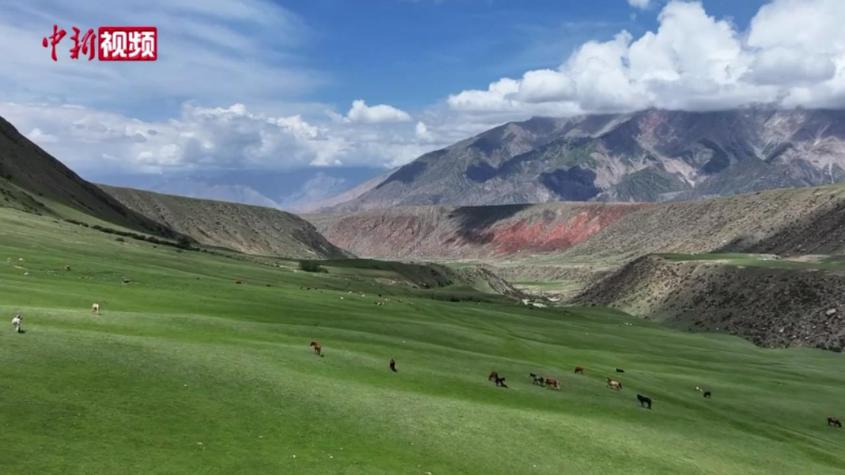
xmin=8 ymin=305 xmax=843 ymax=430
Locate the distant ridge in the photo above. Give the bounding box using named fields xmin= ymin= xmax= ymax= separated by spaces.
xmin=335 ymin=109 xmax=845 ymax=210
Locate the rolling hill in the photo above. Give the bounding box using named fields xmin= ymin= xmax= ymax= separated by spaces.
xmin=335 ymin=109 xmax=845 ymax=210
xmin=102 ymin=185 xmax=348 ymax=259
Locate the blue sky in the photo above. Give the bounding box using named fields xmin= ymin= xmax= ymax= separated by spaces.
xmin=288 ymin=0 xmax=767 ymax=111
xmin=0 ymin=0 xmax=841 ymax=210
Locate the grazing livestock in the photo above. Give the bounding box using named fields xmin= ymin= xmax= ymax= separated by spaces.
xmin=637 ymin=394 xmax=652 ymax=409
xmin=615 ymin=368 xmax=625 ymax=373
xmin=309 ymin=341 xmax=323 ymax=357
xmin=544 ymin=377 xmax=561 ymax=390
xmin=696 ymin=386 xmax=712 ymax=399
xmin=828 ymin=417 xmax=842 ymax=428
xmin=91 ymin=303 xmax=100 ymax=314
xmin=607 ymin=378 xmax=623 ymax=391
xmin=389 ymin=358 xmax=397 ymax=372
xmin=11 ymin=313 xmax=22 ymax=333
xmin=574 ymin=366 xmax=584 ymax=375
xmin=529 ymin=373 xmax=545 ymax=386
xmin=488 ymin=371 xmax=508 ymax=388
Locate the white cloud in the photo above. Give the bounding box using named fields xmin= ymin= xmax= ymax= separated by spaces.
xmin=447 ymin=0 xmax=845 ymax=116
xmin=346 ymin=100 xmax=412 ymax=123
xmin=415 ymin=121 xmax=433 ymax=141
xmin=27 ymin=128 xmax=58 ymax=143
xmin=515 ymin=69 xmax=575 ymax=103
xmin=0 ymin=101 xmax=444 ymax=176
xmin=627 ymin=0 xmax=651 ymax=9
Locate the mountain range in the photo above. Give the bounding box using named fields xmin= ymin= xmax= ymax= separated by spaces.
xmin=333 ymin=109 xmax=845 ymax=210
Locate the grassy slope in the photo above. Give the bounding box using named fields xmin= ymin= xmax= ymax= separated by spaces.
xmin=1 ymin=208 xmax=844 ymax=474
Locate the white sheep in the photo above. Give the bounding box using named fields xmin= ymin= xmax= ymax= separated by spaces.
xmin=91 ymin=303 xmax=100 ymax=314
xmin=11 ymin=313 xmax=22 ymax=333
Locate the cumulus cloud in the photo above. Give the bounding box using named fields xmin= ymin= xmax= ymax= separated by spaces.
xmin=447 ymin=0 xmax=845 ymax=116
xmin=346 ymin=100 xmax=412 ymax=123
xmin=415 ymin=121 xmax=434 ymax=141
xmin=0 ymin=101 xmax=442 ymax=176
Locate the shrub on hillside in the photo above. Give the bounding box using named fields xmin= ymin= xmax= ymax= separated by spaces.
xmin=299 ymin=260 xmax=327 ymax=273
xmin=176 ymin=235 xmax=194 ymax=250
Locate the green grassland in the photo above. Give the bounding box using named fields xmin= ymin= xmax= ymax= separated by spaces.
xmin=1 ymin=207 xmax=844 ymax=474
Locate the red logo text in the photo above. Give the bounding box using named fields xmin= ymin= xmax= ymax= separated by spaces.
xmin=41 ymin=25 xmax=157 ymax=62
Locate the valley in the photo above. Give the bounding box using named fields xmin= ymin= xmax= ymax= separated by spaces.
xmin=2 ymin=206 xmax=844 ymax=474
xmin=6 ymin=1 xmax=845 ymax=472
xmin=2 ymin=109 xmax=845 ymax=473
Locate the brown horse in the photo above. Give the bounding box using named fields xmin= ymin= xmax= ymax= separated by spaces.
xmin=488 ymin=371 xmax=508 ymax=388
xmin=309 ymin=340 xmax=322 ymax=356
xmin=607 ymin=378 xmax=623 ymax=391
xmin=828 ymin=417 xmax=842 ymax=428
xmin=574 ymin=366 xmax=584 ymax=375
xmin=544 ymin=377 xmax=561 ymax=390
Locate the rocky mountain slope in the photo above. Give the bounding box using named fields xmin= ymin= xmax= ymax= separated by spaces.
xmin=575 ymin=254 xmax=845 ymax=351
xmin=0 ymin=116 xmax=178 ymax=238
xmin=307 ymin=202 xmax=648 ymax=260
xmin=103 ymin=186 xmax=348 ymax=259
xmin=560 ymin=184 xmax=845 ymax=260
xmin=310 ymin=184 xmax=845 ymax=262
xmin=336 ymin=109 xmax=845 ymax=210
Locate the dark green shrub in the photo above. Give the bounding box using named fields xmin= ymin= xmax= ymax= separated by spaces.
xmin=299 ymin=260 xmax=327 ymax=273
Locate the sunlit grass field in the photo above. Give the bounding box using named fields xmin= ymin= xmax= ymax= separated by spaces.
xmin=1 ymin=208 xmax=843 ymax=474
